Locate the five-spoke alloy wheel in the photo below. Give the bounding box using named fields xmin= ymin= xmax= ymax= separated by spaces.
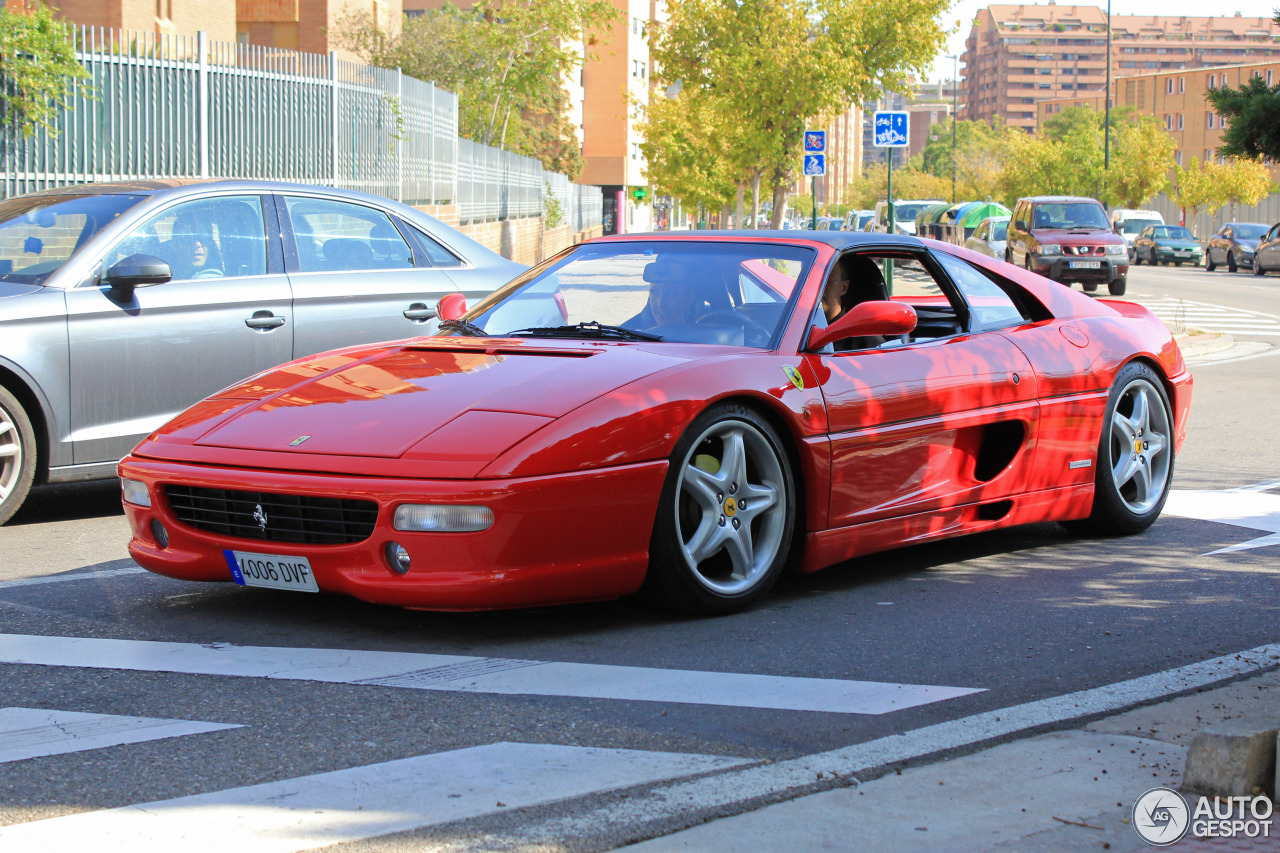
xmin=645 ymin=403 xmax=795 ymax=613
xmin=0 ymin=387 xmax=37 ymax=526
xmin=1075 ymin=362 xmax=1174 ymax=534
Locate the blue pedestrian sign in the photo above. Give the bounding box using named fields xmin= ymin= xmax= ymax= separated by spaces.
xmin=873 ymin=111 xmax=909 ymax=147
xmin=803 ymin=154 xmax=826 ymax=176
xmin=804 ymin=130 xmax=826 ymax=152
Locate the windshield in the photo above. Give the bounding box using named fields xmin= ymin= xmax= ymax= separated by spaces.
xmin=1031 ymin=202 xmax=1110 ymax=230
xmin=1121 ymin=218 xmax=1161 ymax=234
xmin=895 ymin=202 xmax=936 ymax=223
xmin=455 ymin=241 xmax=816 ymax=349
xmin=1234 ymin=224 xmax=1268 ymax=240
xmin=1157 ymin=226 xmax=1193 ymax=240
xmin=0 ymin=193 xmax=147 ymax=285
xmin=991 ymin=220 xmax=1009 ymax=240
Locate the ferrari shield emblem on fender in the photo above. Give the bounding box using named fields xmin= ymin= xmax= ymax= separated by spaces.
xmin=782 ymin=365 xmax=804 ymax=391
xmin=289 ymin=435 xmax=312 ymax=446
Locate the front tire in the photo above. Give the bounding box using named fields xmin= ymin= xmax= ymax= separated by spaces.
xmin=1205 ymin=252 xmax=1216 ymax=272
xmin=1073 ymin=362 xmax=1173 ymax=535
xmin=643 ymin=403 xmax=796 ymax=613
xmin=0 ymin=387 xmax=37 ymax=526
xmin=1228 ymin=251 xmax=1238 ymax=273
xmin=1108 ymin=276 xmax=1127 ymax=296
xmin=1254 ymin=258 xmax=1266 ymax=276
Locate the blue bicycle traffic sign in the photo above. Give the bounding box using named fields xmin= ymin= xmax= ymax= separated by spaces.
xmin=804 ymin=130 xmax=826 ymax=152
xmin=873 ymin=111 xmax=909 ymax=147
xmin=803 ymin=154 xmax=826 ymax=176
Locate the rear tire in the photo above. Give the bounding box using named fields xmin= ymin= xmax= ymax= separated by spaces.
xmin=1070 ymin=361 xmax=1173 ymax=535
xmin=643 ymin=403 xmax=796 ymax=614
xmin=1132 ymin=253 xmax=1142 ymax=266
xmin=0 ymin=386 xmax=37 ymax=526
xmin=1082 ymin=281 xmax=1098 ymax=292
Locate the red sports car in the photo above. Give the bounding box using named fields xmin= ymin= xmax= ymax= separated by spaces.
xmin=120 ymin=232 xmax=1192 ymax=613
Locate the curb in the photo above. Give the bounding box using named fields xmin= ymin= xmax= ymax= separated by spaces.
xmin=1176 ymin=332 xmax=1235 ymax=359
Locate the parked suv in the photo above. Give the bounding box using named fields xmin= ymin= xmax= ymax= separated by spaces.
xmin=1006 ymin=196 xmax=1129 ymax=295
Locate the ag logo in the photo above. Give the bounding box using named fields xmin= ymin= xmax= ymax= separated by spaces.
xmin=1133 ymin=787 xmax=1190 ymax=846
xmin=782 ymin=365 xmax=804 ymax=391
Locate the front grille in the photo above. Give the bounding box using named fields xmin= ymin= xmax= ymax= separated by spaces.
xmin=1065 ymin=245 xmax=1102 ymax=256
xmin=164 ymin=485 xmax=378 ymax=545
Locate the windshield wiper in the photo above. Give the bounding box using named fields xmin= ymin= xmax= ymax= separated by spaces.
xmin=503 ymin=321 xmax=663 ymax=342
xmin=438 ymin=318 xmax=488 ymax=337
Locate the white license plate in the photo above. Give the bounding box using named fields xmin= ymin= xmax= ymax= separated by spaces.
xmin=1176 ymin=251 xmax=1191 ymax=256
xmin=224 ymin=550 xmax=319 ymax=593
xmin=1069 ymin=261 xmax=1101 ymax=269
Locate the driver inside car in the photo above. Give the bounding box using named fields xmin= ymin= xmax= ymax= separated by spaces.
xmin=626 ymin=258 xmax=715 ymax=329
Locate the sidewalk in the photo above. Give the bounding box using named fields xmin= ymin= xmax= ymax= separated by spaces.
xmin=628 ymin=670 xmax=1280 ymax=853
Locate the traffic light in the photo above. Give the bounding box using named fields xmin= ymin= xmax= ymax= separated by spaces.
xmin=632 ymin=187 xmax=648 ymax=201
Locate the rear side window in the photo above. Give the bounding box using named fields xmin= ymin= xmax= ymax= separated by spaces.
xmin=933 ymin=251 xmax=1028 ymax=331
xmin=285 ymin=197 xmax=414 ymax=273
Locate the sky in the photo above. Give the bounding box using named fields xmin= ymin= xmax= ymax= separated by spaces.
xmin=927 ymin=0 xmax=1280 ymax=83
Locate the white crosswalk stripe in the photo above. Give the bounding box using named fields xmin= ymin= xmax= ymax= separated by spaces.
xmin=0 ymin=742 xmax=750 ymax=853
xmin=0 ymin=707 xmax=239 ymax=763
xmin=1131 ymin=296 xmax=1280 ymax=337
xmin=0 ymin=634 xmax=983 ymax=715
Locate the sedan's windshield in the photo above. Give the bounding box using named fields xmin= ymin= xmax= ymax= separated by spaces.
xmin=991 ymin=220 xmax=1009 ymax=240
xmin=1120 ymin=219 xmax=1161 ymax=235
xmin=455 ymin=242 xmax=816 ymax=349
xmin=1234 ymin=224 xmax=1268 ymax=240
xmin=0 ymin=193 xmax=147 ymax=285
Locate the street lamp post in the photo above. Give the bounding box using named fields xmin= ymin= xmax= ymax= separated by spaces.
xmin=1104 ymin=0 xmax=1112 ymax=176
xmin=947 ymin=54 xmax=958 ymax=203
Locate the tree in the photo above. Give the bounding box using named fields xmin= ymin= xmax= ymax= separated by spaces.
xmin=638 ymin=89 xmax=737 ymax=216
xmin=335 ymin=0 xmax=617 ymax=178
xmin=649 ymin=0 xmax=950 ymax=227
xmin=920 ymin=118 xmax=1006 ymax=201
xmin=1220 ymin=156 xmax=1276 ymax=215
xmin=1206 ymin=75 xmax=1280 ymax=164
xmin=1107 ymin=116 xmax=1175 ymax=208
xmin=0 ymin=0 xmax=89 ymax=138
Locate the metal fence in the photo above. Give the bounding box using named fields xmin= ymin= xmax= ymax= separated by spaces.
xmin=1146 ymin=192 xmax=1280 ymax=241
xmin=0 ymin=27 xmax=601 ymax=231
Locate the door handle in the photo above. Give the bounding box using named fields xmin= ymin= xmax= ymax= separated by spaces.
xmin=245 ymin=311 xmax=286 ymax=330
xmin=403 ymin=303 xmax=437 ymax=322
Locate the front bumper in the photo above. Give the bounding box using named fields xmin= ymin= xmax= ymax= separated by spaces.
xmin=1154 ymin=247 xmax=1203 ymax=264
xmin=1032 ymin=255 xmax=1127 ymax=283
xmin=119 ymin=456 xmax=668 ymax=610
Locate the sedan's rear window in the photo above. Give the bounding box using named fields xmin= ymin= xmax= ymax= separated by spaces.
xmin=0 ymin=193 xmax=146 ymax=285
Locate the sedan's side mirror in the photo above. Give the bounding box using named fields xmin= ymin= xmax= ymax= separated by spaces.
xmin=806 ymin=301 xmax=918 ymax=351
xmin=436 ymin=292 xmax=467 ymax=321
xmin=105 ymin=254 xmax=172 ymax=299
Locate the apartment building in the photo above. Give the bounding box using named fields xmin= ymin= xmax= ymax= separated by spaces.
xmin=963 ymin=5 xmax=1280 ymax=133
xmin=52 ymin=0 xmax=236 ymax=42
xmin=1036 ymin=60 xmax=1280 ymax=175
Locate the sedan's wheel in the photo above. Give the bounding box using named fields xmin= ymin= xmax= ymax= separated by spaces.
xmin=1132 ymin=252 xmax=1142 ymax=266
xmin=1071 ymin=362 xmax=1173 ymax=535
xmin=0 ymin=387 xmax=37 ymax=526
xmin=1205 ymin=252 xmax=1216 ymax=272
xmin=643 ymin=403 xmax=795 ymax=613
xmin=1254 ymin=258 xmax=1266 ymax=276
xmin=1228 ymin=251 xmax=1238 ymax=273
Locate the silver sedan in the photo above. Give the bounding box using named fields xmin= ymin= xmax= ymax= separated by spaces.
xmin=0 ymin=179 xmax=526 ymax=523
xmin=963 ymin=215 xmax=1010 ymax=259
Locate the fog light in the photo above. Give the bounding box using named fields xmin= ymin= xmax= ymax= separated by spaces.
xmin=121 ymin=478 xmax=151 ymax=508
xmin=385 ymin=542 xmax=411 ymax=574
xmin=393 ymin=504 xmax=493 ymax=532
xmin=150 ymin=519 xmax=169 ymax=549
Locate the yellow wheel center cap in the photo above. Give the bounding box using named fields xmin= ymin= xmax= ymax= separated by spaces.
xmin=1134 ymin=438 xmax=1144 ymax=455
xmin=723 ymin=497 xmax=738 ymax=517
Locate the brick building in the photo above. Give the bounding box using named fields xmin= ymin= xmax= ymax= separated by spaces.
xmin=963 ymin=5 xmax=1280 ymax=133
xmin=52 ymin=0 xmax=236 ymax=42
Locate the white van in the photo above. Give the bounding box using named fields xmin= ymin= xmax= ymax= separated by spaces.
xmin=1110 ymin=209 xmax=1165 ymax=262
xmin=872 ymin=199 xmax=944 ymax=236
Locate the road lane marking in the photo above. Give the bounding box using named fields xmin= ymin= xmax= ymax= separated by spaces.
xmin=1164 ymin=481 xmax=1280 ymax=554
xmin=0 ymin=707 xmax=239 ymax=764
xmin=0 ymin=742 xmax=749 ymax=853
xmin=1135 ymin=296 xmax=1280 ymax=337
xmin=0 ymin=634 xmax=983 ymax=715
xmin=427 ymin=643 xmax=1280 ymax=851
xmin=0 ymin=567 xmax=147 ymax=591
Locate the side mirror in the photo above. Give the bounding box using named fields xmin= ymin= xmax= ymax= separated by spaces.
xmin=436 ymin=292 xmax=467 ymax=321
xmin=1015 ymin=220 xmax=1027 ymax=231
xmin=806 ymin=301 xmax=917 ymax=351
xmin=105 ymin=254 xmax=172 ymax=299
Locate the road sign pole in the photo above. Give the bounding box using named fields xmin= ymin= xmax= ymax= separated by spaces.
xmin=886 ymin=154 xmax=894 ymax=294
xmin=811 ymin=176 xmax=817 ymax=230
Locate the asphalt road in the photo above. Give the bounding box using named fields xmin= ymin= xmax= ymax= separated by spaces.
xmin=1 ymin=263 xmax=1278 ymax=852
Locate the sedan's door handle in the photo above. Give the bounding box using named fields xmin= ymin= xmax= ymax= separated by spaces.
xmin=403 ymin=303 xmax=437 ymax=322
xmin=245 ymin=311 xmax=286 ymax=330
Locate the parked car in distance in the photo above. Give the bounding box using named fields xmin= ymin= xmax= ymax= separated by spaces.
xmin=1132 ymin=224 xmax=1203 ymax=267
xmin=844 ymin=209 xmax=874 ymax=232
xmin=120 ymin=230 xmax=1191 ymax=614
xmin=1109 ymin=208 xmax=1164 ymax=262
xmin=1252 ymin=223 xmax=1280 ymax=276
xmin=1005 ymin=196 xmax=1129 ymax=295
xmin=1205 ymin=222 xmax=1269 ymax=272
xmin=0 ymin=179 xmax=526 ymax=524
xmin=963 ymin=215 xmax=1010 ymax=259
xmin=872 ymin=199 xmax=944 ymax=236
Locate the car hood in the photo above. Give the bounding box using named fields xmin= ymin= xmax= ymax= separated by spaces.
xmin=0 ymin=282 xmax=43 ymax=300
xmin=140 ymin=338 xmax=696 ymax=476
xmin=1237 ymin=239 xmax=1259 ymax=250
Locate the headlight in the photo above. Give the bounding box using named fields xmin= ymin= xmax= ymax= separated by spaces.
xmin=1037 ymin=244 xmax=1062 ymax=256
xmin=393 ymin=504 xmax=494 ymax=532
xmin=1105 ymin=244 xmax=1127 ymax=257
xmin=121 ymin=478 xmax=151 ymax=508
